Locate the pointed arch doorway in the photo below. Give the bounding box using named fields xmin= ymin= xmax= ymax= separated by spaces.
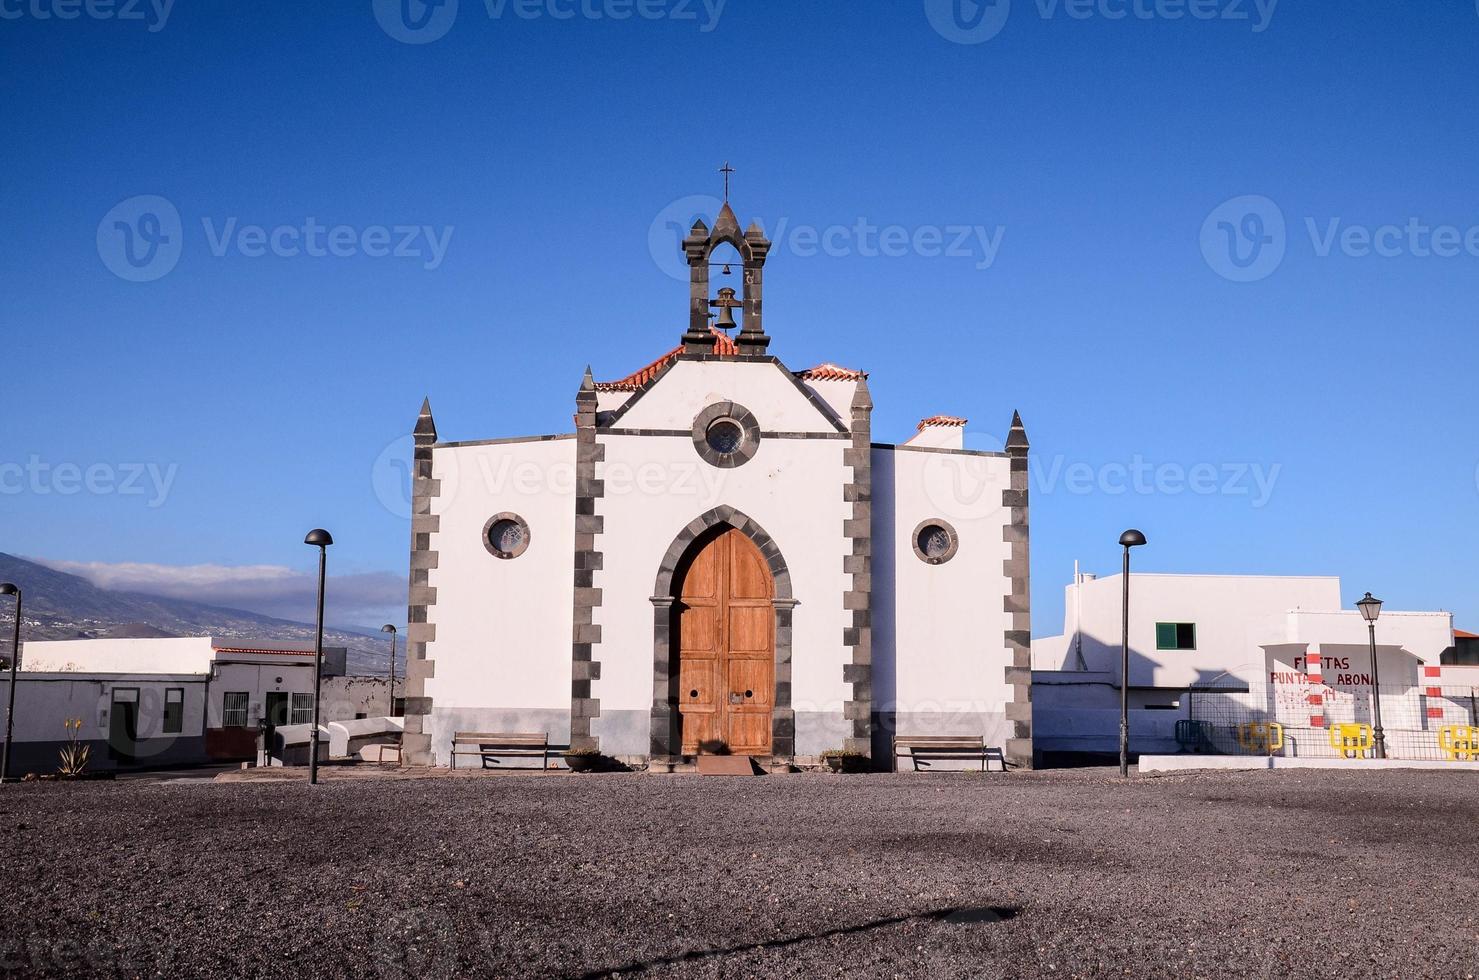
xmin=650 ymin=507 xmax=796 ymax=763
xmin=673 ymin=526 xmax=774 ymax=755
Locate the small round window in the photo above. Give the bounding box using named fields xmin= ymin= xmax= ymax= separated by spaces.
xmin=483 ymin=513 xmax=530 ymax=560
xmin=912 ymin=519 xmax=959 ymax=565
xmin=706 ymin=419 xmax=744 ymax=456
xmin=691 ymin=401 xmax=760 ymax=468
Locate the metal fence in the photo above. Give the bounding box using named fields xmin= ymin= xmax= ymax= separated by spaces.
xmin=1183 ymin=684 xmax=1479 ymax=762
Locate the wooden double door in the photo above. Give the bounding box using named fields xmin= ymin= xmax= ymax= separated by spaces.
xmin=674 ymin=527 xmax=776 ymax=756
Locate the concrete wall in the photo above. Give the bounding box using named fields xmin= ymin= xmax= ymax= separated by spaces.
xmin=422 ymin=436 xmax=576 ymax=766
xmin=320 ymin=675 xmax=395 ymax=720
xmin=0 ymin=673 xmax=208 ymax=774
xmin=872 ymin=446 xmax=1015 ymax=755
xmin=21 ymin=637 xmax=216 ymax=674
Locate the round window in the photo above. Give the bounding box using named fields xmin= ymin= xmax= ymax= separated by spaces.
xmin=912 ymin=519 xmax=959 ymax=565
xmin=705 ymin=418 xmax=744 ymax=456
xmin=691 ymin=401 xmax=760 ymax=468
xmin=482 ymin=513 xmax=531 ymax=559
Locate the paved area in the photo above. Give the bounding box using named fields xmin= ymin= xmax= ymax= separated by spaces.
xmin=1 ymin=768 xmax=1476 ymax=978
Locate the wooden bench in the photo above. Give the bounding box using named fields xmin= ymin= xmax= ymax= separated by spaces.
xmin=892 ymin=735 xmax=1003 ymax=772
xmin=450 ymin=732 xmax=550 ymax=770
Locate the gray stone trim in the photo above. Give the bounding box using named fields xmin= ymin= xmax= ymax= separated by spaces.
xmin=570 ymin=370 xmax=605 ymax=752
xmin=649 ymin=506 xmax=795 ymax=766
xmin=403 ymin=398 xmax=440 ymax=765
xmin=481 ymin=512 xmax=531 ymax=560
xmin=691 ymin=401 xmax=761 ymax=469
xmin=603 ymin=428 xmax=849 ymax=441
xmin=871 ymin=442 xmax=1009 ymax=459
xmin=1003 ymin=410 xmax=1033 ymax=769
xmin=601 ymin=354 xmax=849 ymax=435
xmin=911 ymin=518 xmax=960 ymax=566
xmin=841 ymin=379 xmax=874 ymax=758
xmin=436 ymin=433 xmax=574 ymax=449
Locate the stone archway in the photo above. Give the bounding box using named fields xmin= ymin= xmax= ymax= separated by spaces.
xmin=649 ymin=506 xmax=795 ymax=765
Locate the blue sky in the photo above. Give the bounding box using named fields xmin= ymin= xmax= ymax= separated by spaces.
xmin=2 ymin=0 xmax=1477 ymax=633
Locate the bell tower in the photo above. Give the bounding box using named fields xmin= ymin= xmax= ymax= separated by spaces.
xmin=680 ymin=164 xmax=773 ymax=355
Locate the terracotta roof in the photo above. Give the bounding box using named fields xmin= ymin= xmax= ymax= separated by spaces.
xmin=795 ymin=363 xmax=868 ymax=382
xmin=917 ymin=415 xmax=968 ymax=429
xmin=211 ymin=646 xmax=315 ymax=657
xmin=595 ymin=329 xmax=739 ymax=392
xmin=1456 ymin=630 xmax=1478 ymax=640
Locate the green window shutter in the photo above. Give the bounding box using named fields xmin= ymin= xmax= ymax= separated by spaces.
xmin=1156 ymin=623 xmax=1177 ymax=650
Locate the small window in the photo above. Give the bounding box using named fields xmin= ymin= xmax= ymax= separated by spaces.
xmin=911 ymin=519 xmax=959 ymax=565
xmin=290 ymin=693 xmax=314 ymax=725
xmin=705 ymin=418 xmax=745 ymax=456
xmin=222 ymin=692 xmax=249 ymax=728
xmin=482 ymin=512 xmax=531 ymax=559
xmin=1156 ymin=623 xmax=1197 ymax=650
xmin=163 ymin=688 xmax=184 ymax=734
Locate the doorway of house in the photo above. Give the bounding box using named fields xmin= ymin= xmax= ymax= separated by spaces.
xmin=108 ymin=688 xmax=140 ymax=763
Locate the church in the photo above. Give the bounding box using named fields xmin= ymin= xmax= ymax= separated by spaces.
xmin=398 ymin=195 xmax=1032 ymax=770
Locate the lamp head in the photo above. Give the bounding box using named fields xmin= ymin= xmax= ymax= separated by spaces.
xmin=381 ymin=624 xmax=397 ymax=634
xmin=1356 ymin=592 xmax=1383 ymax=623
xmin=0 ymin=583 xmax=16 ymax=596
xmin=1118 ymin=529 xmax=1147 ymax=548
xmin=303 ymin=529 xmax=334 ymax=547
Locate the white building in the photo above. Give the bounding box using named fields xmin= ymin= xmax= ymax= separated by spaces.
xmin=401 ymin=198 xmax=1032 ymax=769
xmin=5 ymin=637 xmax=330 ymax=773
xmin=1031 ymin=572 xmax=1463 ymax=760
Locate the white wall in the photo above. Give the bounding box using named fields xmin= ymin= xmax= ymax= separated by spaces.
xmin=423 ymin=437 xmax=577 ymax=722
xmin=873 ymin=446 xmax=1014 ymax=739
xmin=596 ymin=360 xmax=853 ymax=754
xmin=615 ymin=360 xmax=842 ymax=434
xmin=1033 ymin=573 xmax=1453 ymax=689
xmin=207 ymin=662 xmax=316 ymax=728
xmin=22 ymin=637 xmax=216 ymax=674
xmin=2 ymin=673 xmax=206 ymax=744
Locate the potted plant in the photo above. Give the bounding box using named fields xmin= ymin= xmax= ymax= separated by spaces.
xmin=563 ymin=747 xmax=604 ymax=773
xmin=820 ymin=749 xmax=870 ymax=773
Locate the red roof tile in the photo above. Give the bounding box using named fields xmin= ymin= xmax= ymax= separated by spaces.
xmin=595 ymin=329 xmax=739 ymax=392
xmin=1456 ymin=630 xmax=1478 ymax=640
xmin=211 ymin=646 xmax=315 ymax=657
xmin=917 ymin=415 xmax=968 ymax=429
xmin=795 ymin=363 xmax=868 ymax=382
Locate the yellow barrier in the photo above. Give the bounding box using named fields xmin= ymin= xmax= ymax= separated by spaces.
xmin=1328 ymin=723 xmax=1373 ymax=759
xmin=1236 ymin=722 xmax=1284 ymax=755
xmin=1438 ymin=725 xmax=1479 ymax=762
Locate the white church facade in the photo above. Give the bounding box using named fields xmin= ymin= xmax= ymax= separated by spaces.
xmin=399 ymin=200 xmax=1031 ymax=769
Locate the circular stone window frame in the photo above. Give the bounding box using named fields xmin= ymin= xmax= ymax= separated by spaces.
xmin=912 ymin=518 xmax=960 ymax=566
xmin=691 ymin=401 xmax=761 ymax=469
xmin=482 ymin=512 xmax=531 ymax=560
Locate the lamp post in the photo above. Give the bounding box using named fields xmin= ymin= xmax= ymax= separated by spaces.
xmin=380 ymin=624 xmax=397 ymax=717
xmin=1357 ymin=591 xmax=1386 ymax=760
xmin=304 ymin=529 xmax=333 ymax=784
xmin=0 ymin=583 xmax=20 ymax=785
xmin=1118 ymin=530 xmax=1148 ymax=778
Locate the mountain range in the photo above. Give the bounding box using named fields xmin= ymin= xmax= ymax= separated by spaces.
xmin=0 ymin=553 xmax=393 ymax=674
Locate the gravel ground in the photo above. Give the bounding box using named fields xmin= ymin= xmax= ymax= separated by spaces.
xmin=2 ymin=768 xmax=1477 ymax=979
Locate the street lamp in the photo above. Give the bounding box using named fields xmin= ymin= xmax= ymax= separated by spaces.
xmin=0 ymin=583 xmax=20 ymax=785
xmin=304 ymin=529 xmax=333 ymax=784
xmin=1118 ymin=530 xmax=1148 ymax=778
xmin=1357 ymin=591 xmax=1386 ymax=760
xmin=380 ymin=624 xmax=398 ymax=717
